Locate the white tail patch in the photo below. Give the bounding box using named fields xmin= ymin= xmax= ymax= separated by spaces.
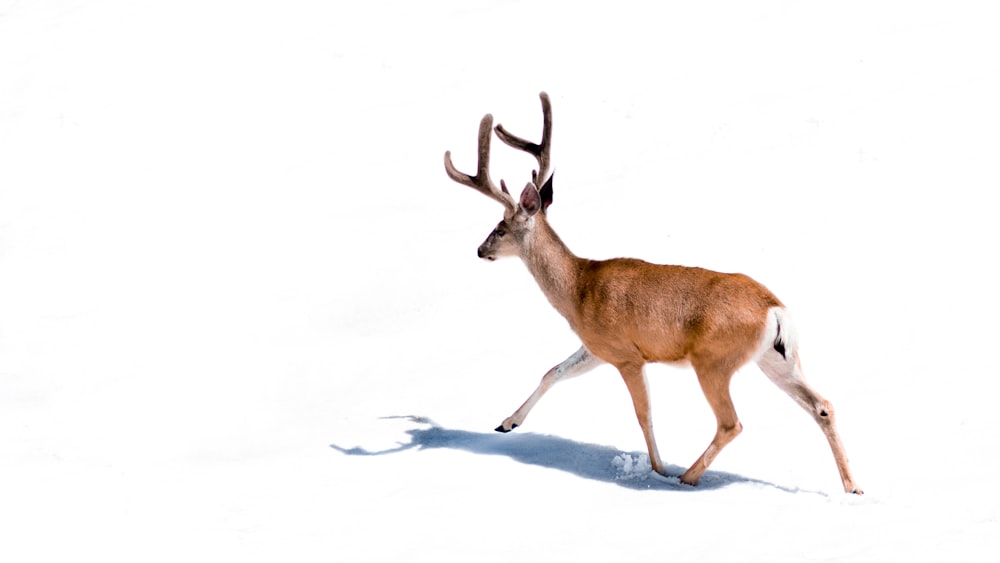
xmin=756 ymin=307 xmax=798 ymax=363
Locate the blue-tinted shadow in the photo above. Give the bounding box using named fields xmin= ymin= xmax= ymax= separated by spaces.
xmin=330 ymin=416 xmax=824 ymax=495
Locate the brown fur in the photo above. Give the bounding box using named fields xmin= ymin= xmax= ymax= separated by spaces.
xmin=520 ymin=215 xmax=781 ymax=371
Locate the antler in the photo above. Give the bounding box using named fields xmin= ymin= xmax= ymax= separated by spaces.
xmin=494 ymin=91 xmax=553 ymax=186
xmin=444 ymin=114 xmax=517 ymax=215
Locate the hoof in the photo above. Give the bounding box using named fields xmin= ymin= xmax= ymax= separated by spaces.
xmin=851 ymin=487 xmax=865 ymax=496
xmin=494 ymin=423 xmax=518 ymax=433
xmin=679 ymin=472 xmax=699 ymax=487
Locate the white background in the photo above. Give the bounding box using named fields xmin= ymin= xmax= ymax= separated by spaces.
xmin=2 ymin=1 xmax=998 ymax=560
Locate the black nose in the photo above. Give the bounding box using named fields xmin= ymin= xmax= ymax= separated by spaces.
xmin=477 ymin=247 xmax=486 ymax=258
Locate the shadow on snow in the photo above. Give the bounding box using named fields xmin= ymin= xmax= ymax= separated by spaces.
xmin=330 ymin=415 xmax=824 ymax=495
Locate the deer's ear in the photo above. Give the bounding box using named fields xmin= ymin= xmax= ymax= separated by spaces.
xmin=519 ymin=182 xmax=542 ymax=217
xmin=538 ymin=172 xmax=554 ymax=212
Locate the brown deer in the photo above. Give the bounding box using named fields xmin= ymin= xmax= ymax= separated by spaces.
xmin=443 ymin=92 xmax=862 ymax=494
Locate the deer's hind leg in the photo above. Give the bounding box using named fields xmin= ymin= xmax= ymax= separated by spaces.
xmin=680 ymin=363 xmax=742 ymax=486
xmin=496 ymin=346 xmax=603 ymax=433
xmin=757 ymin=347 xmax=863 ymax=494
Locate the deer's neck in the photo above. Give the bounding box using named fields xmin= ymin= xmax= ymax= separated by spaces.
xmin=520 ymin=216 xmax=584 ymax=323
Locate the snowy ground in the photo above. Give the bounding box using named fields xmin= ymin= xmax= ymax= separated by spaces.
xmin=2 ymin=1 xmax=999 ymax=561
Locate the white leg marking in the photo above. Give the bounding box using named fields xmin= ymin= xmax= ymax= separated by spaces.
xmin=497 ymin=346 xmax=604 ymax=432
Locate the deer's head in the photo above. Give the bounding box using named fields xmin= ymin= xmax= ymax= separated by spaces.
xmin=444 ymin=92 xmax=554 ymax=262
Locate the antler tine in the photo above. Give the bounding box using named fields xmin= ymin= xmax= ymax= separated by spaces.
xmin=444 ymin=114 xmax=517 ymax=213
xmin=494 ymin=91 xmax=553 ymax=186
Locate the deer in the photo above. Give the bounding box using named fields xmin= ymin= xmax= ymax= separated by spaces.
xmin=443 ymin=92 xmax=862 ymax=495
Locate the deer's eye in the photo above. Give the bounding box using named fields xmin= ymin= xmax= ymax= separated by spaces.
xmin=495 ymin=229 xmax=506 ymax=238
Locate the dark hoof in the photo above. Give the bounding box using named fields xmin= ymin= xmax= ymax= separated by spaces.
xmin=494 ymin=423 xmax=518 ymax=433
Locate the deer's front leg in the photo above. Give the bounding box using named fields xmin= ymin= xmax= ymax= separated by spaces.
xmin=617 ymin=362 xmax=666 ymax=476
xmin=496 ymin=346 xmax=603 ymax=432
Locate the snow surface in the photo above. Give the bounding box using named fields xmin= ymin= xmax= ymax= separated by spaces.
xmin=2 ymin=0 xmax=999 ymax=561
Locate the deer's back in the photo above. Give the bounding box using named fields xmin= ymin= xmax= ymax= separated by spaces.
xmin=573 ymin=258 xmax=783 ymax=368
